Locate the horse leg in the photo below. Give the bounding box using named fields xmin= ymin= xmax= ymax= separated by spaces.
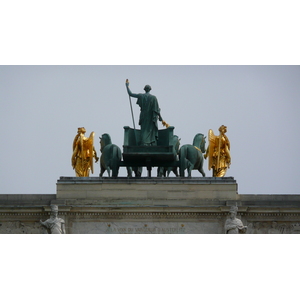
xmin=180 ymin=159 xmax=186 ymax=177
xmin=167 ymin=167 xmax=177 ymax=177
xmin=112 ymin=165 xmax=119 ymax=178
xmin=185 ymin=147 xmax=194 ymax=177
xmin=106 ymin=166 xmax=111 ymax=177
xmin=111 ymin=159 xmax=119 ymax=178
xmin=167 ymin=167 xmax=172 ymax=177
xmin=137 ymin=167 xmax=143 ymax=177
xmin=111 ymin=146 xmax=121 ymax=178
xmin=164 ymin=168 xmax=168 ymax=177
xmin=198 ymin=166 xmax=206 ymax=177
xmin=166 ymin=167 xmax=175 ymax=177
xmin=157 ymin=167 xmax=163 ymax=177
xmin=179 ymin=148 xmax=187 ymax=177
xmin=133 ymin=167 xmax=142 ymax=177
xmin=100 ymin=165 xmax=105 ymax=177
xmin=198 ymin=158 xmax=206 ymax=177
xmin=127 ymin=167 xmax=133 ymax=178
xmin=187 ymin=160 xmax=194 ymax=177
xmin=173 ymin=167 xmax=179 ymax=177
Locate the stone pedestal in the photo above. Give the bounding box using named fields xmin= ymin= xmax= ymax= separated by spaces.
xmin=56 ymin=176 xmax=238 ymax=206
xmin=53 ymin=177 xmax=236 ymax=234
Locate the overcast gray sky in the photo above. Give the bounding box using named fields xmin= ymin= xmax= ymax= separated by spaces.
xmin=1 ymin=65 xmax=299 ymax=194
xmin=2 ymin=2 xmax=300 ymax=197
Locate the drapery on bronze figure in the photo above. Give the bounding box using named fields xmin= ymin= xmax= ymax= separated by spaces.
xmin=72 ymin=127 xmax=99 ymax=177
xmin=204 ymin=125 xmax=231 ymax=177
xmin=125 ymin=79 xmax=169 ymax=146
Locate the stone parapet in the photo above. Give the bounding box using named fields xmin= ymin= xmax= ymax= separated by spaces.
xmin=56 ymin=176 xmax=238 ymax=206
xmin=0 ymin=194 xmax=55 ymax=207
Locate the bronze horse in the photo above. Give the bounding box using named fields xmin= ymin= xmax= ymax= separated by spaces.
xmin=179 ymin=133 xmax=206 ymax=177
xmin=99 ymin=134 xmax=122 ymax=178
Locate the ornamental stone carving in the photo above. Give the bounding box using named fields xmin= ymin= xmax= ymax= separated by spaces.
xmin=40 ymin=205 xmax=66 ymax=234
xmin=224 ymin=205 xmax=247 ymax=234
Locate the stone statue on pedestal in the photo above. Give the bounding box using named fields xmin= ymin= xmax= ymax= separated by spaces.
xmin=224 ymin=205 xmax=247 ymax=234
xmin=40 ymin=205 xmax=66 ymax=234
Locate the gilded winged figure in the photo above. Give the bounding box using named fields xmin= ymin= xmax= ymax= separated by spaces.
xmin=72 ymin=127 xmax=99 ymax=177
xmin=204 ymin=125 xmax=231 ymax=177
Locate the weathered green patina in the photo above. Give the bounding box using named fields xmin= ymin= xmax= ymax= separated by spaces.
xmin=97 ymin=81 xmax=206 ymax=178
xmin=157 ymin=134 xmax=180 ymax=177
xmin=99 ymin=133 xmax=122 ymax=178
xmin=122 ymin=126 xmax=179 ymax=177
xmin=126 ymin=81 xmax=163 ymax=146
xmin=179 ymin=133 xmax=206 ymax=177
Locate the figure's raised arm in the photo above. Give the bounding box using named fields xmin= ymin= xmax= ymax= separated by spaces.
xmin=125 ymin=79 xmax=139 ymax=98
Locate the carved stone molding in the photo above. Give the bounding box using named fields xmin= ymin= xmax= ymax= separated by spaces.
xmin=245 ymin=221 xmax=300 ymax=234
xmin=0 ymin=221 xmax=47 ymax=234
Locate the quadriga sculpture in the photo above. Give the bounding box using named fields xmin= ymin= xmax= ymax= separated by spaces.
xmin=179 ymin=133 xmax=206 ymax=177
xmin=99 ymin=134 xmax=122 ymax=178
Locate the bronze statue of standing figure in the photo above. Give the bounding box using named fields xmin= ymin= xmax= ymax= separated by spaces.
xmin=125 ymin=79 xmax=168 ymax=146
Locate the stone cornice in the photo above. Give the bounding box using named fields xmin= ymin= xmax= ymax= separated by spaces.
xmin=1 ymin=209 xmax=300 ymax=219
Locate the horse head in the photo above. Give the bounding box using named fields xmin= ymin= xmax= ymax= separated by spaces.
xmin=99 ymin=133 xmax=112 ymax=152
xmin=193 ymin=133 xmax=206 ymax=153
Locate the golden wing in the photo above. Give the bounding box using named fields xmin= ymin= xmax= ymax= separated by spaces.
xmin=72 ymin=133 xmax=79 ymax=151
xmin=72 ymin=133 xmax=80 ymax=168
xmin=87 ymin=132 xmax=95 ymax=174
xmin=207 ymin=129 xmax=218 ymax=171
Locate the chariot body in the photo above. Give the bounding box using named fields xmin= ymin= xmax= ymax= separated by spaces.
xmin=98 ymin=125 xmax=207 ymax=178
xmin=121 ymin=126 xmax=180 ymax=177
